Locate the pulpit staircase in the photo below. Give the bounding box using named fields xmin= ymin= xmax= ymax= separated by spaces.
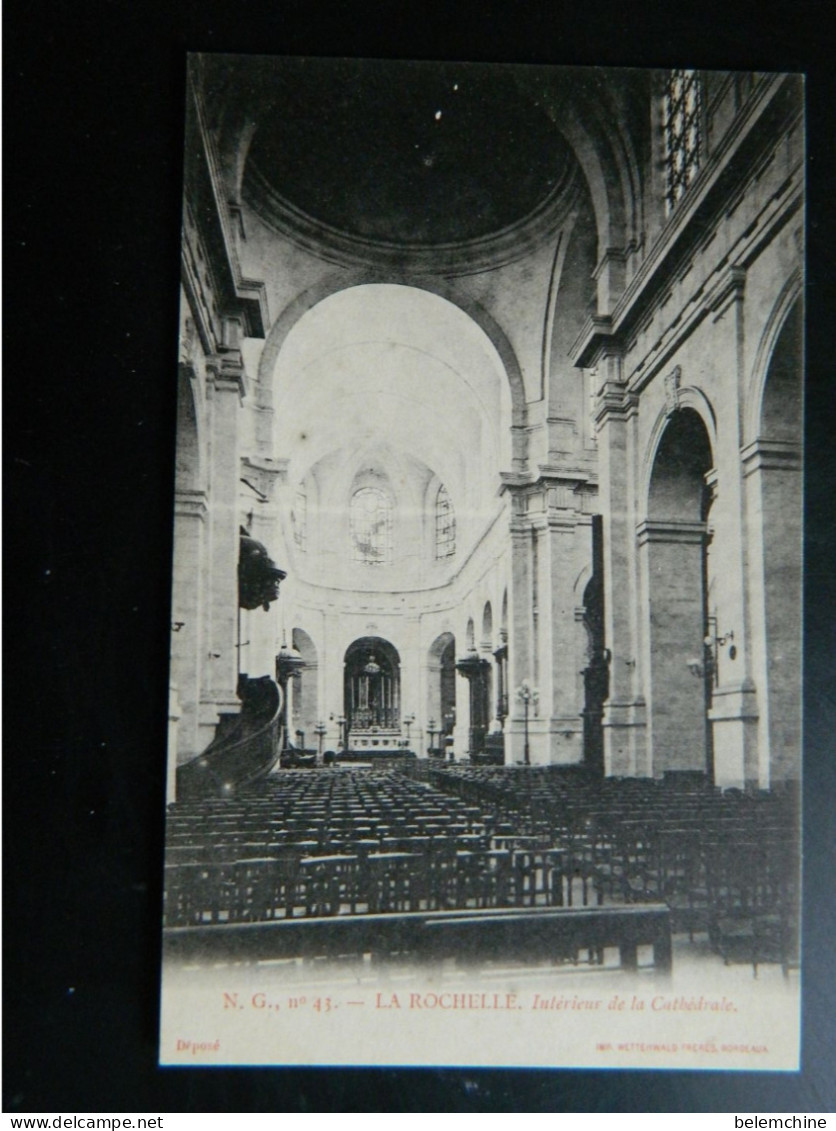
xmin=176 ymin=675 xmax=283 ymax=800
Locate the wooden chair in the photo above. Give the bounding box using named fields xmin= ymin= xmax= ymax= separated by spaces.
xmin=706 ymin=838 xmax=798 ymax=976
xmin=298 ymin=854 xmax=362 ymax=917
xmin=366 ymin=852 xmax=426 ymax=913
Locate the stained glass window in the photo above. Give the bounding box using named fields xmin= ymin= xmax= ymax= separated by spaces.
xmin=435 ymin=484 xmax=456 ymax=559
xmin=351 ymin=486 xmax=392 ymax=564
xmin=664 ymin=69 xmax=702 ymax=214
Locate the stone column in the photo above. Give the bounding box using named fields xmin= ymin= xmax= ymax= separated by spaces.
xmin=543 ymin=483 xmax=592 ymax=765
xmin=167 ymin=683 xmax=181 ymax=804
xmin=594 ymin=367 xmax=646 ymax=775
xmin=426 ymin=654 xmax=442 ymax=737
xmin=704 ymin=270 xmax=760 ymax=787
xmin=456 ymin=652 xmax=491 ymax=757
xmin=494 ymin=640 xmax=509 ymax=724
xmin=452 ymin=662 xmax=472 ymax=760
xmin=490 ymin=639 xmax=509 ymax=763
xmin=505 ymin=486 xmax=534 ymax=764
xmin=170 ymin=488 xmax=208 ymax=761
xmin=399 ymin=615 xmax=422 ymax=748
xmin=276 ymin=640 xmax=304 ymax=749
xmin=742 ymin=439 xmax=802 ymax=786
xmin=294 ymin=657 xmax=319 ymax=743
xmin=240 ymin=455 xmax=286 ymax=680
xmin=321 ymin=615 xmax=346 ymax=744
xmin=198 ymin=357 xmax=245 ymax=751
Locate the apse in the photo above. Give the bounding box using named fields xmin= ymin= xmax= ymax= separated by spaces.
xmin=270 ymin=283 xmax=513 ymax=588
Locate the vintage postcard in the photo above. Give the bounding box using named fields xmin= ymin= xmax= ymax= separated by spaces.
xmin=160 ymin=54 xmax=803 ymax=1069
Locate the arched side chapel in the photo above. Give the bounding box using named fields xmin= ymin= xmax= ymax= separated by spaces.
xmin=169 ymin=57 xmax=803 ymax=799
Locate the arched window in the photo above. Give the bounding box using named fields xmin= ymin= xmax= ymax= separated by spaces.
xmin=435 ymin=484 xmax=456 ymax=559
xmin=351 ymin=486 xmax=392 ymax=564
xmin=663 ymin=69 xmax=702 ymax=214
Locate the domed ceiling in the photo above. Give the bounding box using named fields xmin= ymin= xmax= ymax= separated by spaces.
xmin=271 ymin=283 xmax=511 ymax=516
xmin=212 ymin=56 xmax=578 ymax=252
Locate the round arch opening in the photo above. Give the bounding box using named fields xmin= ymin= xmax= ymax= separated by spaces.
xmin=427 ymin=632 xmax=457 ymax=748
xmin=644 ymin=407 xmax=715 ymax=781
xmin=344 ymin=636 xmax=401 ymax=736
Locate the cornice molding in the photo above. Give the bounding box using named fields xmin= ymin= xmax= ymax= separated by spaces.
xmin=636 ymin=518 xmax=707 ymax=546
xmin=594 ymin=387 xmax=639 ymax=427
xmin=243 ymin=161 xmax=582 ymax=276
xmin=206 ymin=352 xmax=248 ymax=401
xmin=187 ymin=74 xmax=269 ymax=339
xmin=571 ymin=75 xmax=801 ymax=371
xmin=174 ymin=489 xmax=209 ymax=520
xmin=240 ymin=455 xmax=286 ymax=502
xmin=741 ymin=438 xmax=802 ymax=475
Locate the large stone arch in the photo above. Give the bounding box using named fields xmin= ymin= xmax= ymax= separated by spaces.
xmin=427 ymin=631 xmax=457 ymax=745
xmin=212 ymin=57 xmax=634 ymax=290
xmin=640 ymin=386 xmax=719 ymax=516
xmin=572 ymin=563 xmax=593 ymax=605
xmin=464 ymin=617 xmax=476 ymax=651
xmin=480 ymin=601 xmax=494 ymax=651
xmin=512 ymin=69 xmax=634 ymax=263
xmin=743 ymin=288 xmax=803 ymax=785
xmin=745 ymin=270 xmax=803 ymax=447
xmin=175 ymin=365 xmax=205 ymax=494
xmin=343 ymin=636 xmax=401 ymax=736
xmin=639 ymin=407 xmax=715 ymax=779
xmin=291 ymin=627 xmax=319 ymax=745
xmin=257 ymin=271 xmax=528 ymax=444
xmin=590 ymin=80 xmax=645 ymax=241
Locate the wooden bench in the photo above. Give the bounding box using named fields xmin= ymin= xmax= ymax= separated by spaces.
xmin=421 ymin=905 xmax=671 ymax=972
xmin=163 ymin=903 xmax=672 ymax=974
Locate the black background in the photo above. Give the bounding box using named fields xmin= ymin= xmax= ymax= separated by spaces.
xmin=5 ymin=0 xmax=836 ymax=1113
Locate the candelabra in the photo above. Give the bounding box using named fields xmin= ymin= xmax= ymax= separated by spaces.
xmin=516 ymin=681 xmax=539 ymax=766
xmin=330 ymin=713 xmax=348 ymax=750
xmin=427 ymin=717 xmax=438 ymax=754
xmin=403 ymin=712 xmax=415 ymax=749
xmin=314 ymin=720 xmax=327 ymax=759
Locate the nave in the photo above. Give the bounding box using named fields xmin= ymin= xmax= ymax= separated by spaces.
xmin=163 ymin=763 xmax=798 ymax=978
xmin=161 ymin=55 xmax=805 ymax=1070
xmin=170 ymin=59 xmax=803 ymax=792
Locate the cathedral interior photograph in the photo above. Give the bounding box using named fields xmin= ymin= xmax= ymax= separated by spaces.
xmin=161 ymin=54 xmax=804 ymax=1068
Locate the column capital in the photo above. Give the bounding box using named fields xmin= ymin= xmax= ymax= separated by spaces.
xmin=536 ymin=466 xmax=595 ymax=490
xmin=741 ymin=438 xmax=802 ymax=475
xmin=455 ymin=652 xmax=491 ymax=679
xmin=570 ymin=314 xmax=622 ymax=370
xmin=174 ymin=488 xmax=209 ymax=520
xmin=595 ymin=385 xmax=639 ymax=428
xmin=708 ymin=681 xmax=759 ymax=722
xmin=636 ymin=518 xmax=707 ymax=546
xmin=707 ymin=263 xmax=747 ymax=322
xmin=240 ymin=454 xmax=287 ymax=502
xmin=206 ymin=348 xmax=249 ymax=400
xmin=499 ymin=471 xmax=536 ymax=494
xmin=503 ymin=470 xmax=596 ymax=518
xmin=591 ymin=244 xmax=631 ymax=283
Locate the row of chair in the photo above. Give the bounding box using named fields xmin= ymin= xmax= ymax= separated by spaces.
xmin=429 ymin=764 xmax=799 ymax=975
xmin=164 ymin=764 xmax=799 ymax=975
xmin=163 ymin=844 xmax=603 ymax=926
